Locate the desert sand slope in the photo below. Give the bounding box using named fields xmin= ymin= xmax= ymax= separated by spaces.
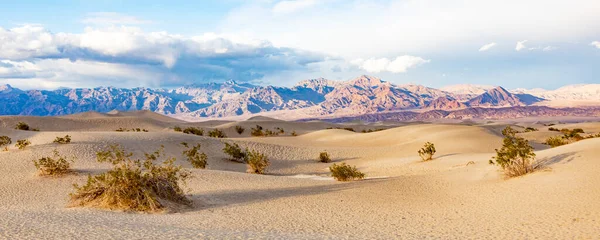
xmin=0 ymin=117 xmax=599 ymax=239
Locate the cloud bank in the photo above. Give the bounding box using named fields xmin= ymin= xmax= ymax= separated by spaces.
xmin=351 ymin=56 xmax=430 ymax=73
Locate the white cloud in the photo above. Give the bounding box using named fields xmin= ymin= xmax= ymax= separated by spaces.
xmin=273 ymin=0 xmax=318 ymax=14
xmin=81 ymin=12 xmax=151 ymax=25
xmin=478 ymin=42 xmax=497 ymax=52
xmin=351 ymin=55 xmax=430 ymax=73
xmin=542 ymin=46 xmax=557 ymax=51
xmin=515 ymin=40 xmax=528 ymax=51
xmin=592 ymin=41 xmax=600 ymax=48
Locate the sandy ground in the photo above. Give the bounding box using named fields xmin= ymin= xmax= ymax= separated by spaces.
xmin=1 ymin=111 xmax=599 ymax=239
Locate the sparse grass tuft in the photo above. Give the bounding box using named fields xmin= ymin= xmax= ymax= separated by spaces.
xmin=418 ymin=142 xmax=436 ymax=161
xmin=329 ymin=163 xmax=365 ymax=181
xmin=53 ymin=135 xmax=72 ymax=144
xmin=319 ymin=151 xmax=331 ymax=163
xmin=245 ymin=149 xmax=269 ymax=174
xmin=70 ymin=145 xmax=191 ymax=212
xmin=15 ymin=139 xmax=31 ymax=150
xmin=33 ymin=149 xmax=73 ymax=176
xmin=181 ymin=142 xmax=208 ymax=169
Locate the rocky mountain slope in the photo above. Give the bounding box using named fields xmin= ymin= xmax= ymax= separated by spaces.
xmin=0 ymin=76 xmax=599 ymax=119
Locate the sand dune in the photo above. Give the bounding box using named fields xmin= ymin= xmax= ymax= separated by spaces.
xmin=1 ymin=112 xmax=599 ymax=239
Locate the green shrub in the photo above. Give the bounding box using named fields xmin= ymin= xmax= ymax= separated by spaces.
xmin=251 ymin=125 xmax=264 ymax=137
xmin=174 ymin=126 xmax=182 ymax=132
xmin=246 ymin=150 xmax=269 ymax=174
xmin=33 ymin=149 xmax=73 ymax=176
xmin=418 ymin=142 xmax=436 ymax=161
xmin=524 ymin=127 xmax=538 ymax=132
xmin=491 ymin=126 xmax=537 ymax=177
xmin=222 ymin=142 xmax=246 ymax=162
xmin=70 ymin=145 xmax=191 ymax=212
xmin=208 ymin=128 xmax=227 ymax=138
xmin=15 ymin=122 xmax=30 ymax=131
xmin=0 ymin=136 xmax=12 ymax=151
xmin=53 ymin=135 xmax=72 ymax=144
xmin=545 ymin=136 xmax=567 ymax=148
xmin=235 ymin=126 xmax=245 ymax=135
xmin=329 ymin=163 xmax=365 ymax=181
xmin=319 ymin=151 xmax=331 ymax=163
xmin=183 ymin=127 xmax=204 ymax=136
xmin=181 ymin=142 xmax=208 ymax=169
xmin=15 ymin=139 xmax=31 ymax=150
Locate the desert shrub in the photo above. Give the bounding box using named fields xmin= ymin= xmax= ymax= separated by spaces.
xmin=544 ymin=136 xmax=567 ymax=148
xmin=0 ymin=136 xmax=12 ymax=151
xmin=235 ymin=126 xmax=245 ymax=135
xmin=245 ymin=150 xmax=269 ymax=174
xmin=15 ymin=122 xmax=31 ymax=131
xmin=53 ymin=135 xmax=72 ymax=144
xmin=183 ymin=127 xmax=204 ymax=136
xmin=418 ymin=142 xmax=436 ymax=161
xmin=116 ymin=128 xmax=126 ymax=132
xmin=291 ymin=131 xmax=298 ymax=136
xmin=329 ymin=163 xmax=365 ymax=181
xmin=275 ymin=127 xmax=285 ymax=134
xmin=16 ymin=139 xmax=31 ymax=150
xmin=326 ymin=127 xmax=355 ymax=132
xmin=251 ymin=125 xmax=264 ymax=137
xmin=524 ymin=127 xmax=538 ymax=132
xmin=70 ymin=145 xmax=191 ymax=212
xmin=490 ymin=126 xmax=537 ymax=177
xmin=181 ymin=142 xmax=208 ymax=169
xmin=319 ymin=151 xmax=331 ymax=163
xmin=222 ymin=142 xmax=246 ymax=162
xmin=548 ymin=127 xmax=559 ymax=132
xmin=208 ymin=128 xmax=227 ymax=138
xmin=174 ymin=126 xmax=182 ymax=132
xmin=33 ymin=149 xmax=72 ymax=176
xmin=572 ymin=128 xmax=585 ymax=134
xmin=264 ymin=129 xmax=276 ymax=136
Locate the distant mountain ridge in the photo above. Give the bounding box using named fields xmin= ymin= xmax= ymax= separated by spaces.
xmin=1 ymin=75 xmax=599 ymax=119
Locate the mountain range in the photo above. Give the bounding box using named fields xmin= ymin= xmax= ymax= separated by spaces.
xmin=1 ymin=75 xmax=599 ymax=121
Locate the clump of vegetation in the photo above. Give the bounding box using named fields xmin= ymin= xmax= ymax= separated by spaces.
xmin=70 ymin=145 xmax=191 ymax=212
xmin=235 ymin=126 xmax=245 ymax=135
xmin=490 ymin=126 xmax=537 ymax=177
xmin=208 ymin=128 xmax=227 ymax=138
xmin=329 ymin=163 xmax=365 ymax=181
xmin=524 ymin=127 xmax=538 ymax=132
xmin=418 ymin=142 xmax=436 ymax=161
xmin=251 ymin=125 xmax=264 ymax=137
xmin=545 ymin=136 xmax=567 ymax=148
xmin=275 ymin=127 xmax=285 ymax=134
xmin=0 ymin=136 xmax=12 ymax=151
xmin=183 ymin=127 xmax=204 ymax=136
xmin=53 ymin=135 xmax=72 ymax=144
xmin=181 ymin=142 xmax=208 ymax=169
xmin=361 ymin=128 xmax=385 ymax=133
xmin=319 ymin=151 xmax=331 ymax=163
xmin=291 ymin=131 xmax=298 ymax=136
xmin=33 ymin=149 xmax=73 ymax=176
xmin=245 ymin=149 xmax=269 ymax=174
xmin=116 ymin=128 xmax=149 ymax=132
xmin=548 ymin=127 xmax=560 ymax=132
xmin=326 ymin=127 xmax=356 ymax=132
xmin=222 ymin=142 xmax=246 ymax=162
xmin=15 ymin=139 xmax=31 ymax=150
xmin=173 ymin=126 xmax=182 ymax=132
xmin=15 ymin=122 xmax=31 ymax=131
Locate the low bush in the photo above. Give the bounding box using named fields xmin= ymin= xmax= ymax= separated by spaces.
xmin=208 ymin=128 xmax=227 ymax=138
xmin=246 ymin=150 xmax=269 ymax=174
xmin=235 ymin=126 xmax=245 ymax=135
xmin=53 ymin=135 xmax=72 ymax=144
xmin=491 ymin=126 xmax=537 ymax=177
xmin=251 ymin=125 xmax=264 ymax=137
xmin=319 ymin=151 xmax=331 ymax=163
xmin=222 ymin=142 xmax=246 ymax=162
xmin=545 ymin=136 xmax=567 ymax=148
xmin=183 ymin=127 xmax=204 ymax=136
xmin=70 ymin=145 xmax=191 ymax=212
xmin=0 ymin=136 xmax=12 ymax=151
xmin=326 ymin=127 xmax=356 ymax=132
xmin=15 ymin=122 xmax=30 ymax=131
xmin=33 ymin=149 xmax=72 ymax=176
xmin=329 ymin=163 xmax=365 ymax=181
xmin=181 ymin=142 xmax=208 ymax=169
xmin=291 ymin=131 xmax=298 ymax=136
xmin=275 ymin=127 xmax=285 ymax=134
xmin=15 ymin=139 xmax=31 ymax=150
xmin=174 ymin=126 xmax=182 ymax=132
xmin=548 ymin=127 xmax=560 ymax=132
xmin=524 ymin=127 xmax=538 ymax=132
xmin=418 ymin=142 xmax=436 ymax=161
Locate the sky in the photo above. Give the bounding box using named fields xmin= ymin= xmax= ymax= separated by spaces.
xmin=0 ymin=0 xmax=599 ymax=90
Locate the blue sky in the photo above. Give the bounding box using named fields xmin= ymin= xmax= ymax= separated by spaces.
xmin=0 ymin=0 xmax=599 ymax=90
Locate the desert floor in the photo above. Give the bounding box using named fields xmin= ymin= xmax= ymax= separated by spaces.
xmin=1 ymin=111 xmax=599 ymax=239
